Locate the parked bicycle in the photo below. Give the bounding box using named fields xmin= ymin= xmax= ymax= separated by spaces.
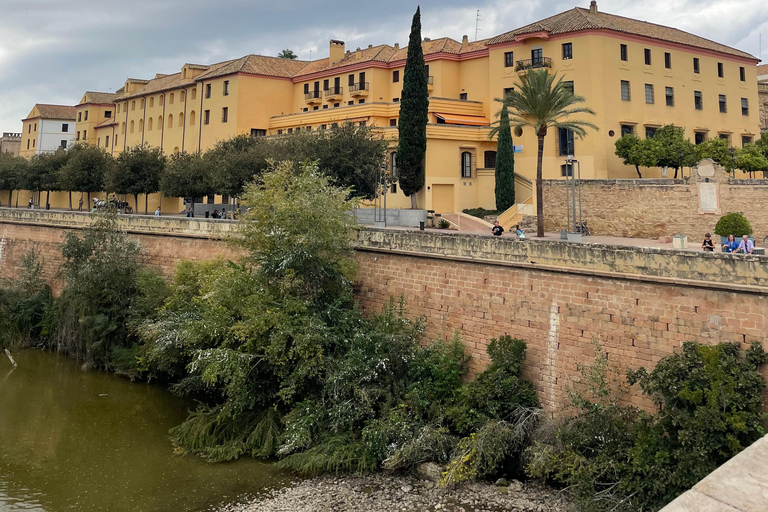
xmin=575 ymin=220 xmax=591 ymax=236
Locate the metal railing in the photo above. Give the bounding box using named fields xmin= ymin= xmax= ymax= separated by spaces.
xmin=349 ymin=82 xmax=370 ymax=93
xmin=515 ymin=57 xmax=552 ymax=71
xmin=304 ymin=91 xmax=322 ymax=100
xmin=324 ymin=86 xmax=343 ymax=97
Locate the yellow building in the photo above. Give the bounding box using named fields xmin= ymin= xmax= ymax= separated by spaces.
xmin=15 ymin=1 xmax=763 ymax=215
xmin=20 ymin=104 xmax=76 ymax=158
xmin=75 ymin=91 xmax=119 ymax=146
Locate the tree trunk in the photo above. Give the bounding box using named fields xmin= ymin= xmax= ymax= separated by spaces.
xmin=536 ymin=133 xmax=545 ymax=237
xmin=15 ymin=191 xmax=19 ymax=208
xmin=87 ymin=192 xmax=91 ymax=207
xmin=635 ymin=165 xmax=642 ymax=178
xmin=145 ymin=194 xmax=148 ymax=214
xmin=410 ymin=194 xmax=418 ymax=209
xmin=7 ymin=190 xmax=11 ymax=208
xmin=46 ymin=190 xmax=50 ymax=210
xmin=134 ymin=194 xmax=139 ymax=214
xmin=68 ymin=191 xmax=72 ymax=211
xmin=673 ymin=167 xmax=679 ymax=179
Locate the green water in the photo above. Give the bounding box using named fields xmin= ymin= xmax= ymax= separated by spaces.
xmin=0 ymin=350 xmax=291 ymax=512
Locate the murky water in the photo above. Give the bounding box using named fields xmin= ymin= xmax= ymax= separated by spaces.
xmin=0 ymin=350 xmax=291 ymax=512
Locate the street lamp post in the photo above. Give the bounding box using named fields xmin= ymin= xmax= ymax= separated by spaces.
xmin=564 ymin=156 xmax=582 ymax=237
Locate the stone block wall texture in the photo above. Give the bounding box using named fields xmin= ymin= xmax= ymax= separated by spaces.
xmin=543 ymin=176 xmax=768 ymax=241
xmin=2 ymin=211 xmax=767 ymax=412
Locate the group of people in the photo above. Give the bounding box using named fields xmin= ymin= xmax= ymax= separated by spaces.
xmin=701 ymin=233 xmax=755 ymax=254
xmin=491 ymin=221 xmax=526 ymax=239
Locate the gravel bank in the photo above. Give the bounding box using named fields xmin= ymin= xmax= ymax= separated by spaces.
xmin=228 ymin=474 xmax=572 ymax=512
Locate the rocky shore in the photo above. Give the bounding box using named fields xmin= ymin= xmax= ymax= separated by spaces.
xmin=228 ymin=472 xmax=572 ymax=512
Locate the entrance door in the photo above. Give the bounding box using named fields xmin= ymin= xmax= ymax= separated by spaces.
xmin=431 ymin=184 xmax=454 ymax=213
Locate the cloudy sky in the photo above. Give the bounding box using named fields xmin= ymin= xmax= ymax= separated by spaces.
xmin=1 ymin=0 xmax=766 ymax=132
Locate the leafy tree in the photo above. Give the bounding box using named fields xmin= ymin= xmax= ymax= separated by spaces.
xmin=695 ymin=137 xmax=733 ymax=172
xmin=652 ymin=125 xmax=697 ymax=178
xmin=26 ymin=149 xmax=68 ymax=209
xmin=397 ymin=7 xmax=429 ymax=209
xmin=614 ymin=134 xmax=660 ymax=178
xmin=754 ymin=131 xmax=768 ymax=160
xmin=0 ymin=153 xmax=27 ymax=207
xmin=714 ymin=212 xmax=752 ymax=237
xmin=59 ymin=143 xmax=112 ymax=209
xmin=503 ymin=69 xmax=597 ymax=236
xmin=490 ymin=100 xmax=516 ymax=210
xmin=160 ymin=152 xmax=214 ymax=212
xmin=206 ymin=134 xmax=266 ymax=201
xmin=111 ymin=144 xmax=165 ymax=213
xmin=277 ymin=49 xmax=298 ymax=60
xmin=735 ymin=143 xmax=768 ymax=178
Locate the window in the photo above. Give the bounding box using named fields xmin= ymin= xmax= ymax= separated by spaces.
xmin=320 ymin=124 xmax=326 ymax=130
xmin=148 ymin=117 xmax=153 ymax=131
xmin=563 ymin=81 xmax=574 ymax=94
xmin=740 ymin=67 xmax=746 ymax=82
xmin=191 ymin=88 xmax=196 ymax=100
xmin=717 ymin=62 xmax=724 ymax=78
xmin=693 ymin=57 xmax=700 ymax=74
xmin=139 ymin=119 xmax=144 ymax=131
xmin=223 ymin=80 xmax=229 ymax=95
xmin=83 ymin=130 xmax=86 ymax=139
xmin=180 ymin=91 xmax=185 ymax=101
xmin=277 ymin=129 xmax=283 ymax=135
xmin=78 ymin=112 xmax=82 ymax=122
xmin=562 ymin=42 xmax=572 ymax=60
xmin=61 ymin=140 xmax=67 ymax=149
xmin=644 ymin=84 xmax=654 ymax=104
xmin=204 ymin=110 xmax=210 ymax=125
xmin=348 ymin=74 xmax=355 ymax=86
xmin=531 ymin=48 xmax=543 ymax=65
xmin=461 ymin=151 xmax=472 ymax=178
xmin=359 ymin=121 xmax=366 ymax=127
xmin=104 ymin=110 xmax=111 ymax=118
xmin=157 ymin=115 xmax=162 ymax=128
xmin=504 ymin=51 xmax=514 ymax=67
xmin=389 ymin=119 xmax=397 ymax=127
xmin=719 ymin=95 xmax=727 ymax=113
xmin=359 ymin=71 xmax=366 ymax=85
xmin=393 ymin=70 xmax=400 ymax=82
xmin=741 ymin=98 xmax=749 ymax=116
xmin=644 ymin=48 xmax=651 ymax=65
xmin=130 ymin=120 xmax=134 ymax=133
xmin=313 ymin=106 xmax=319 ymax=110
xmin=62 ymin=123 xmax=68 ymax=132
xmin=205 ymin=84 xmax=211 ymax=98
xmin=222 ymin=107 xmax=228 ymax=122
xmin=393 ymin=98 xmax=399 ymax=102
xmin=620 ymin=124 xmax=634 ymax=137
xmin=178 ymin=113 xmax=183 ymax=126
xmin=169 ymin=93 xmax=174 ymax=105
xmin=76 ymin=131 xmax=80 ymax=141
xmin=334 ymin=103 xmax=340 ymax=108
xmin=167 ymin=115 xmax=172 ymax=129
xmin=719 ymin=134 xmax=730 ymax=144
xmin=32 ymin=140 xmax=35 ymax=148
xmin=348 ymin=101 xmax=354 ymax=106
xmin=665 ymin=86 xmax=674 ymax=106
xmin=287 ymin=128 xmax=293 ymax=134
xmin=323 ymin=79 xmax=329 ymax=91
xmin=620 ymin=44 xmax=627 ymax=61
xmin=664 ymin=52 xmax=671 ymax=69
xmin=561 ymin=163 xmax=573 ymax=177
xmin=558 ymin=128 xmax=574 ymax=156
xmin=459 ymin=93 xmax=468 ymax=100
xmin=117 ymin=104 xmax=121 ymax=114
xmin=28 ymin=125 xmax=31 ymax=133
xmin=251 ymin=129 xmax=267 ymax=137
xmin=742 ymin=136 xmax=752 ymax=147
xmin=105 ymin=135 xmax=109 ymax=148
xmin=26 ymin=140 xmax=29 ymax=150
xmin=484 ymin=151 xmax=497 ymax=168
xmin=503 ymin=87 xmax=514 ymax=98
xmin=131 ymin=100 xmax=136 ymax=111
xmin=621 ymin=80 xmax=631 ymax=101
xmin=149 ymin=97 xmax=154 ymax=108
xmin=694 ymin=91 xmax=703 ymax=110
xmin=84 ymin=110 xmax=89 ymax=121
xmin=304 ymin=83 xmax=309 ymax=94
xmin=358 ymin=99 xmax=365 ymax=104
xmin=189 ymin=111 xmax=195 ymax=125
xmin=695 ymin=132 xmax=706 ymax=145
xmin=646 ymin=127 xmax=657 ymax=139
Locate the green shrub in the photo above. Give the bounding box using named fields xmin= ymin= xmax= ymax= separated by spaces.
xmin=714 ymin=212 xmax=752 ymax=237
xmin=437 ymin=218 xmax=451 ymax=229
xmin=462 ymin=207 xmax=499 ymax=219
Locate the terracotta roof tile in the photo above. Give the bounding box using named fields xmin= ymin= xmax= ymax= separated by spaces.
xmin=115 ymin=72 xmax=195 ymax=100
xmin=79 ymin=91 xmax=119 ymax=105
xmin=196 ymin=55 xmax=308 ymax=80
xmin=488 ymin=7 xmax=755 ymax=60
xmin=28 ymin=104 xmax=76 ymax=120
xmin=95 ymin=117 xmax=117 ymax=128
xmin=757 ymin=64 xmax=768 ymax=76
xmin=294 ymin=45 xmax=394 ymax=77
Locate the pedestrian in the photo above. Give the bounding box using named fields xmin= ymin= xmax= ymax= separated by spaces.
xmin=221 ymin=208 xmax=227 ymax=219
xmin=78 ymin=196 xmax=83 ymax=212
xmin=701 ymin=233 xmax=714 ymax=252
xmin=154 ymin=206 xmax=161 ymax=216
xmin=28 ymin=197 xmax=33 ymax=209
xmin=515 ymin=224 xmax=526 ymax=239
xmin=491 ymin=221 xmax=504 ymax=236
xmin=737 ymin=234 xmax=754 ymax=255
xmin=187 ymin=206 xmax=194 ymax=218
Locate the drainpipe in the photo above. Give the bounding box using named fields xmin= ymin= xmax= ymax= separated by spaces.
xmin=182 ymin=87 xmax=188 ymax=153
xmin=141 ymin=95 xmax=147 ymax=145
xmin=111 ymin=125 xmax=115 ymax=157
xmin=160 ymin=92 xmax=166 ymax=153
xmin=123 ymin=100 xmax=128 ymax=148
xmin=198 ymin=82 xmax=204 ymax=153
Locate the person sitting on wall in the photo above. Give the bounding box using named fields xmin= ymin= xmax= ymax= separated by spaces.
xmin=221 ymin=208 xmax=227 ymax=219
xmin=701 ymin=233 xmax=714 ymax=251
xmin=515 ymin=225 xmax=526 ymax=239
xmin=737 ymin=234 xmax=754 ymax=255
xmin=212 ymin=210 xmax=219 ymax=219
xmin=491 ymin=221 xmax=504 ymax=236
xmin=154 ymin=206 xmax=161 ymax=216
xmin=722 ymin=234 xmax=739 ymax=253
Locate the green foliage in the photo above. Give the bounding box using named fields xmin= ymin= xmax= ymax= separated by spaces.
xmin=397 ymin=7 xmax=429 ymax=205
xmin=437 ymin=218 xmax=451 ymax=229
xmin=205 ymin=135 xmax=266 ymax=200
xmin=59 ymin=143 xmax=112 ymax=197
xmin=0 ymin=153 xmax=27 ymax=206
xmin=277 ymin=49 xmax=298 ymax=59
xmin=493 ymin=101 xmax=516 ymax=210
xmin=111 ymin=144 xmax=166 ymax=212
xmin=462 ymin=208 xmax=499 ymax=219
xmin=26 ymin=149 xmax=68 ymax=206
xmin=714 ymin=212 xmax=752 ymax=237
xmin=614 ymin=134 xmax=660 ymax=178
xmin=652 ymin=125 xmax=698 ymax=178
xmin=695 ymin=137 xmax=734 ymax=172
xmin=527 ymin=340 xmax=768 ymax=512
xmin=160 ymin=151 xmax=212 ymax=201
xmin=734 ymin=143 xmax=768 ymax=176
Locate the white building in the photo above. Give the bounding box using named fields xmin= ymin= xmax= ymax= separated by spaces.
xmin=20 ymin=104 xmax=76 ymax=157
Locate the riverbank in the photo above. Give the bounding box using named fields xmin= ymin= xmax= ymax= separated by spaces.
xmin=228 ymin=474 xmax=572 ymax=512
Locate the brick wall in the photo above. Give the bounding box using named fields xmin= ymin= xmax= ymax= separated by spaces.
xmin=543 ymin=161 xmax=768 ymax=241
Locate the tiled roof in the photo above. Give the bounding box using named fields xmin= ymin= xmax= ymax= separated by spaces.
xmin=487 ymin=7 xmax=756 ymax=60
xmin=116 ymin=72 xmax=195 ymax=100
xmin=95 ymin=117 xmax=117 ymax=128
xmin=79 ymin=91 xmax=118 ymax=105
xmin=757 ymin=64 xmax=768 ymax=76
xmin=27 ymin=104 xmax=76 ymax=120
xmin=196 ymin=55 xmax=309 ymax=80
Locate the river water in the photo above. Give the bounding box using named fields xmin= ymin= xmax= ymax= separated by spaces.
xmin=0 ymin=350 xmax=291 ymax=512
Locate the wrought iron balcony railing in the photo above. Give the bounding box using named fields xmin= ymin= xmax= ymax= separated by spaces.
xmin=349 ymin=82 xmax=370 ymax=93
xmin=515 ymin=57 xmax=552 ymax=72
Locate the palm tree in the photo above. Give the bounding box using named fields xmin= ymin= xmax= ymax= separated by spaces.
xmin=277 ymin=49 xmax=298 ymax=60
xmin=503 ymin=69 xmax=598 ymax=237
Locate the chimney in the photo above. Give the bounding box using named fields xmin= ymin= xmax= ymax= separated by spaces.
xmin=462 ymin=35 xmax=469 ymax=46
xmin=589 ymin=1 xmax=597 ymax=14
xmin=394 ymin=43 xmax=399 ymax=50
xmin=329 ymin=39 xmax=345 ymax=65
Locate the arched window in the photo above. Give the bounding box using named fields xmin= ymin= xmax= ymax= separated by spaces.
xmin=189 ymin=110 xmax=196 ymax=125
xmin=129 ymin=120 xmax=134 ymax=133
xmin=167 ymin=114 xmax=173 ymax=128
xmin=169 ymin=93 xmax=174 ymax=105
xmin=121 ymin=122 xmax=126 ymax=134
xmin=131 ymin=100 xmax=136 ymax=111
xmin=149 ymin=97 xmax=154 ymax=108
xmin=139 ymin=119 xmax=144 ymax=132
xmin=178 ymin=112 xmax=184 ymax=126
xmin=180 ymin=91 xmax=186 ymax=101
xmin=140 ymin=98 xmax=145 ymax=109
xmin=484 ymin=150 xmax=497 ymax=169
xmin=158 ymin=115 xmax=163 ymax=129
xmin=173 ymin=147 xmax=180 ymax=154
xmin=191 ymin=88 xmax=197 ymax=100
xmin=391 ymin=152 xmax=398 ymax=177
xmin=461 ymin=151 xmax=472 ymax=178
xmin=182 ymin=69 xmax=187 ymax=79
xmin=147 ymin=117 xmax=153 ymax=131
xmin=159 ymin=94 xmax=164 ymax=105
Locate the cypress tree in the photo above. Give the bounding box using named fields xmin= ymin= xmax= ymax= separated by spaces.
xmin=494 ymin=102 xmax=515 ymax=211
xmin=397 ymin=6 xmax=429 ymax=209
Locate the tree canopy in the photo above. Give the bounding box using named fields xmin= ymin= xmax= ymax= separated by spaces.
xmin=277 ymin=49 xmax=298 ymax=60
xmin=0 ymin=153 xmax=27 ymax=207
xmin=652 ymin=125 xmax=697 ymax=178
xmin=60 ymin=143 xmax=112 ymax=206
xmin=160 ymin=152 xmax=214 ymax=201
xmin=111 ymin=144 xmax=166 ymax=212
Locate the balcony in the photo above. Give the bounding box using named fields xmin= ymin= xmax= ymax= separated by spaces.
xmin=349 ymin=82 xmax=370 ymax=97
xmin=427 ymin=75 xmax=434 ymax=92
xmin=305 ymin=90 xmax=322 ymax=105
xmin=324 ymin=86 xmax=343 ymax=101
xmin=515 ymin=57 xmax=552 ymax=72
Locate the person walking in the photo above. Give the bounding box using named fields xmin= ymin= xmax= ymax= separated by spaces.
xmin=491 ymin=221 xmax=504 ymax=236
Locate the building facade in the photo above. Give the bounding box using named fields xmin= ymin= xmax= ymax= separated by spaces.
xmin=758 ymin=65 xmax=768 ymax=132
xmin=16 ymin=1 xmax=763 ymax=214
xmin=0 ymin=132 xmax=21 ymax=155
xmin=20 ymin=104 xmax=76 ymax=157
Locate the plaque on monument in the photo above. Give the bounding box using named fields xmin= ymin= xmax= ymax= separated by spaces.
xmin=697 ymin=161 xmax=715 ymax=178
xmin=698 ymin=182 xmax=718 ymax=213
